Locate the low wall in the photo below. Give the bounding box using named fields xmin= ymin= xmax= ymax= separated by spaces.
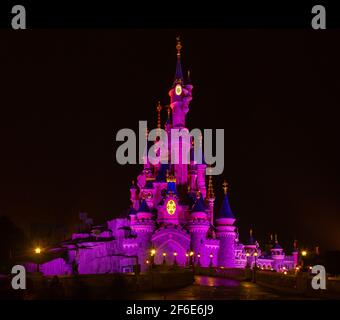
xmin=254 ymin=270 xmax=340 ymax=299
xmin=23 ymin=269 xmax=194 ymax=299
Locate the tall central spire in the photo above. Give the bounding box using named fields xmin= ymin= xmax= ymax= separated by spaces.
xmin=174 ymin=36 xmax=184 ymax=85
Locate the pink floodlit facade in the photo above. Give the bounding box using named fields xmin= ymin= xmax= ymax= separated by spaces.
xmin=34 ymin=39 xmax=298 ymax=276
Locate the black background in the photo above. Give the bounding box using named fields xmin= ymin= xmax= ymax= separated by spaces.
xmin=0 ymin=2 xmax=339 ymax=253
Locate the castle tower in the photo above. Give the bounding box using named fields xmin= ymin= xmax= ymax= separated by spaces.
xmin=216 ymin=181 xmax=236 ymax=268
xmin=270 ymin=234 xmax=285 ymax=272
xmin=130 ymin=199 xmax=155 ymax=271
xmin=168 ymin=37 xmax=193 ymax=186
xmin=187 ymin=191 xmax=210 ymax=266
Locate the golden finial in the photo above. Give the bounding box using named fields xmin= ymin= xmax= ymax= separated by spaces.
xmin=222 ymin=180 xmax=228 ymax=195
xmin=156 ymin=101 xmax=162 ymax=129
xmin=187 ymin=185 xmax=191 ymax=192
xmin=250 ymin=229 xmax=253 ymax=237
xmin=176 ymin=36 xmax=182 ymax=57
xmin=206 ymin=166 xmax=215 ymax=200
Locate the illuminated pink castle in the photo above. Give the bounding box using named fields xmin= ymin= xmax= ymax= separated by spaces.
xmin=37 ymin=38 xmax=298 ymax=275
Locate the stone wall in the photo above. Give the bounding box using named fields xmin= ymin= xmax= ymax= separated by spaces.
xmin=22 ymin=269 xmax=194 ymax=299
xmin=254 ymin=270 xmax=340 ymax=298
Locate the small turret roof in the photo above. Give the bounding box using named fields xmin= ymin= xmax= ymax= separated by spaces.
xmin=218 ymin=193 xmax=234 ymax=218
xmin=192 ymin=194 xmax=207 ymax=212
xmin=137 ymin=199 xmax=150 ymax=213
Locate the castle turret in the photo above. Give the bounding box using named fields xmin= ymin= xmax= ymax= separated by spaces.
xmin=216 ymin=181 xmax=236 ymax=268
xmin=187 ymin=191 xmax=210 ymax=266
xmin=130 ymin=199 xmax=155 ymax=271
xmin=270 ymin=234 xmax=285 ymax=272
xmin=168 ymin=37 xmax=193 ymax=186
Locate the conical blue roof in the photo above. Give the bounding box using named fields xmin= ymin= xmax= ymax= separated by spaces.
xmin=248 ymin=235 xmax=255 ymax=245
xmin=273 ymin=242 xmax=282 ymax=249
xmin=218 ymin=194 xmax=234 ymax=218
xmin=137 ymin=199 xmax=150 ymax=213
xmin=128 ymin=207 xmax=137 ymax=215
xmin=192 ymin=195 xmax=207 ymax=212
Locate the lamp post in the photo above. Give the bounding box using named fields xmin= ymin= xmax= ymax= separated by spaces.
xmin=185 ymin=252 xmax=189 ymax=267
xmin=246 ymin=252 xmax=250 ymax=268
xmin=150 ymin=248 xmax=156 ymax=268
xmin=173 ymin=252 xmax=177 ymax=266
xmin=209 ymin=253 xmax=213 ymax=268
xmin=197 ymin=253 xmax=201 ymax=267
xmin=253 ymin=251 xmax=258 ymax=283
xmin=34 ymin=247 xmax=42 ymax=273
xmin=162 ymin=252 xmax=167 ymax=265
xmin=189 ymin=251 xmax=194 ymax=267
xmin=301 ymin=250 xmax=307 ymax=271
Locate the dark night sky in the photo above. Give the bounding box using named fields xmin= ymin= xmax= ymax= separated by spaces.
xmin=0 ymin=29 xmax=339 ymax=251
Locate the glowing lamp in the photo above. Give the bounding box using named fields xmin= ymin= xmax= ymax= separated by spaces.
xmin=197 ymin=253 xmax=201 ymax=258
xmin=284 ymin=271 xmax=287 ymax=275
xmin=209 ymin=253 xmax=213 ymax=258
xmin=162 ymin=252 xmax=167 ymax=257
xmin=35 ymin=247 xmax=41 ymax=254
xmin=146 ymin=260 xmax=150 ymax=264
xmin=150 ymin=249 xmax=156 ymax=256
xmin=190 ymin=251 xmax=194 ymax=257
xmin=253 ymin=252 xmax=258 ymax=257
xmin=301 ymin=250 xmax=307 ymax=257
xmin=185 ymin=253 xmax=189 ymax=257
xmin=173 ymin=252 xmax=177 ymax=257
xmin=246 ymin=252 xmax=250 ymax=257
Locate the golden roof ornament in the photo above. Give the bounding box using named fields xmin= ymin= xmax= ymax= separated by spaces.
xmin=156 ymin=101 xmax=162 ymax=129
xmin=222 ymin=180 xmax=229 ymax=195
xmin=176 ymin=36 xmax=182 ymax=57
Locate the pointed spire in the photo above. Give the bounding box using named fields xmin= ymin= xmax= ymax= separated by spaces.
xmin=222 ymin=180 xmax=229 ymax=195
xmin=187 ymin=70 xmax=191 ymax=84
xmin=218 ymin=181 xmax=234 ymax=219
xmin=156 ymin=101 xmax=162 ymax=128
xmin=206 ymin=166 xmax=215 ymax=200
xmin=192 ymin=192 xmax=207 ymax=213
xmin=248 ymin=228 xmax=255 ymax=245
xmin=273 ymin=234 xmax=282 ymax=249
xmin=137 ymin=199 xmax=150 ymax=213
xmin=174 ymin=36 xmax=184 ymax=85
xmin=293 ymin=239 xmax=298 ymax=252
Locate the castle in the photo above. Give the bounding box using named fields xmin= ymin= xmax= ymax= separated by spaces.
xmin=36 ymin=38 xmax=298 ymax=276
